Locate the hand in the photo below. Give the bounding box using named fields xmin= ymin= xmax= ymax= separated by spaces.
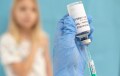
xmin=53 ymin=14 xmax=94 ymax=76
xmin=31 ymin=42 xmax=38 ymax=53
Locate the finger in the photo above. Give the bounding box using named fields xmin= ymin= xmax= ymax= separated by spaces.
xmin=58 ymin=14 xmax=76 ymax=36
xmin=75 ymin=37 xmax=82 ymax=46
xmin=87 ymin=16 xmax=92 ymax=24
xmin=62 ymin=16 xmax=76 ymax=35
xmin=56 ymin=15 xmax=68 ymax=36
xmin=87 ymin=16 xmax=94 ymax=41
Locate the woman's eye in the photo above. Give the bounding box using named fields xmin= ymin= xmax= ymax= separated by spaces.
xmin=32 ymin=8 xmax=37 ymax=12
xmin=20 ymin=7 xmax=26 ymax=11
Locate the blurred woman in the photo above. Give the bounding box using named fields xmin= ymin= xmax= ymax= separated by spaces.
xmin=0 ymin=0 xmax=53 ymax=76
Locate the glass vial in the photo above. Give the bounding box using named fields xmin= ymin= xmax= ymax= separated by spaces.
xmin=67 ymin=1 xmax=91 ymax=45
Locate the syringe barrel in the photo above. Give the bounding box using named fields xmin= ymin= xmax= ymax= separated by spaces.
xmin=89 ymin=60 xmax=97 ymax=76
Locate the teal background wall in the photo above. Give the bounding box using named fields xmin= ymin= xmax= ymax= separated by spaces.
xmin=0 ymin=0 xmax=120 ymax=76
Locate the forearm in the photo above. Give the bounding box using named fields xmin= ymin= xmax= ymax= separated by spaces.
xmin=46 ymin=62 xmax=53 ymax=76
xmin=23 ymin=47 xmax=36 ymax=71
xmin=11 ymin=47 xmax=36 ymax=76
xmin=22 ymin=51 xmax=35 ymax=73
xmin=46 ymin=52 xmax=53 ymax=76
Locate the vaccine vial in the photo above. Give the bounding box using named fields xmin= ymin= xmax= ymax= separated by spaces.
xmin=67 ymin=1 xmax=91 ymax=45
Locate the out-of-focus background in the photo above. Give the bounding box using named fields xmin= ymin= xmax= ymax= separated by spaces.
xmin=0 ymin=0 xmax=120 ymax=76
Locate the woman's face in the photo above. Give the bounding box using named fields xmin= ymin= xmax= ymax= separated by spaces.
xmin=13 ymin=0 xmax=38 ymax=30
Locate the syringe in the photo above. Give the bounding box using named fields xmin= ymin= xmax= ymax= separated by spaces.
xmin=84 ymin=46 xmax=97 ymax=76
xmin=67 ymin=1 xmax=97 ymax=76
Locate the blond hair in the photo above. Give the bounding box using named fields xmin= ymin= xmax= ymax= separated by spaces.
xmin=8 ymin=0 xmax=46 ymax=45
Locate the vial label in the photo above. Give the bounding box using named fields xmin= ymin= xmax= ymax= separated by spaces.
xmin=67 ymin=3 xmax=90 ymax=34
xmin=74 ymin=16 xmax=89 ymax=29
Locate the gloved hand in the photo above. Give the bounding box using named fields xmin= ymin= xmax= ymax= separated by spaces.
xmin=53 ymin=14 xmax=94 ymax=76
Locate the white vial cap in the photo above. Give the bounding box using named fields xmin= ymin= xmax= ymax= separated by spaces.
xmin=82 ymin=39 xmax=91 ymax=45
